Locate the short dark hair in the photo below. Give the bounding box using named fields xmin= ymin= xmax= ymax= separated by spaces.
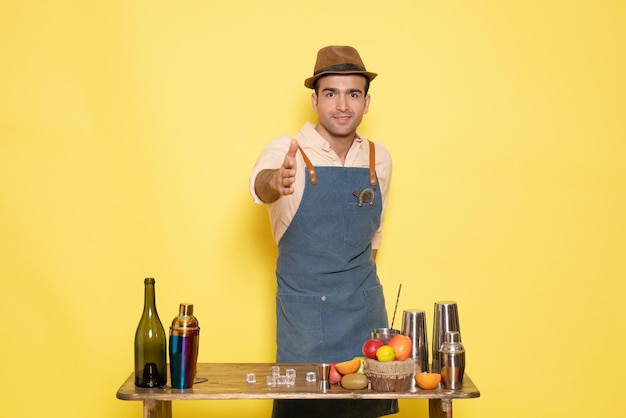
xmin=313 ymin=74 xmax=371 ymax=96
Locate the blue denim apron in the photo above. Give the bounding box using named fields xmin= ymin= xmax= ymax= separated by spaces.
xmin=272 ymin=144 xmax=398 ymax=418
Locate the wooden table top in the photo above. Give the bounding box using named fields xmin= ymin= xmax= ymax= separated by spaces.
xmin=117 ymin=363 xmax=480 ymax=401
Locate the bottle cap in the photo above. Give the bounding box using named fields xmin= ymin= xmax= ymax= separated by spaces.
xmin=179 ymin=303 xmax=194 ymax=316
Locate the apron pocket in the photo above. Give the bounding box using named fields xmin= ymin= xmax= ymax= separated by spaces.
xmin=364 ymin=285 xmax=389 ymax=329
xmin=276 ymin=292 xmax=323 ymax=359
xmin=343 ymin=202 xmax=380 ymax=249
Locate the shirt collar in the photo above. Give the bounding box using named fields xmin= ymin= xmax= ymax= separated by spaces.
xmin=302 ymin=122 xmax=366 ymax=152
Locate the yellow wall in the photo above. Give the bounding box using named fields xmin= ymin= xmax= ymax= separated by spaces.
xmin=1 ymin=1 xmax=624 ymax=417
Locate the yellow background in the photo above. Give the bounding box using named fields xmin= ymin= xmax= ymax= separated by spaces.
xmin=1 ymin=1 xmax=624 ymax=417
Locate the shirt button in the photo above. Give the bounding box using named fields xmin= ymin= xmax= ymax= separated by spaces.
xmin=321 ymin=296 xmax=327 ymax=301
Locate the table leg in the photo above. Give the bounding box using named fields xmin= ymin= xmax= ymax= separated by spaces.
xmin=143 ymin=400 xmax=172 ymax=418
xmin=428 ymin=399 xmax=452 ymax=418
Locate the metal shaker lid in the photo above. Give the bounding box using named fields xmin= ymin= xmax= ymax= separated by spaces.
xmin=441 ymin=331 xmax=464 ymax=353
xmin=170 ymin=303 xmax=199 ymax=330
xmin=179 ymin=303 xmax=194 ymax=316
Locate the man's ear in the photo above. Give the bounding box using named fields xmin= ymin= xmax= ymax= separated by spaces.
xmin=311 ymin=93 xmax=318 ymax=112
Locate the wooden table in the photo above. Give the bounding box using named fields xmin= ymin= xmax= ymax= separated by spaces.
xmin=116 ymin=363 xmax=480 ymax=418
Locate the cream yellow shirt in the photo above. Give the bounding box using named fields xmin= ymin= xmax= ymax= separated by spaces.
xmin=250 ymin=122 xmax=392 ymax=249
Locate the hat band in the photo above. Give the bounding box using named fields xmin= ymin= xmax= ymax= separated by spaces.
xmin=313 ymin=63 xmax=366 ymax=75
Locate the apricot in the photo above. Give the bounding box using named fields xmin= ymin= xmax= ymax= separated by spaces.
xmin=335 ymin=357 xmax=361 ymax=375
xmin=415 ymin=372 xmax=441 ymax=390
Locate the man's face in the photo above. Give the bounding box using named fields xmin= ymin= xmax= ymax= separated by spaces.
xmin=312 ymin=74 xmax=370 ymax=144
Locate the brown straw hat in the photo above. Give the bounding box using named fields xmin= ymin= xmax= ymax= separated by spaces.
xmin=304 ymin=45 xmax=378 ymax=89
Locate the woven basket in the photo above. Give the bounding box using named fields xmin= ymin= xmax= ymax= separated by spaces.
xmin=364 ymin=358 xmax=415 ymax=392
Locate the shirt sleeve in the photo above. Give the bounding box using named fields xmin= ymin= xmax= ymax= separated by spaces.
xmin=371 ymin=142 xmax=393 ymax=250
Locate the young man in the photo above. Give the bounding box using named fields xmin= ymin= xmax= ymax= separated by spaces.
xmin=250 ymin=45 xmax=396 ymax=418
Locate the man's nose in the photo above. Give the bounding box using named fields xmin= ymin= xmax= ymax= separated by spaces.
xmin=336 ymin=95 xmax=349 ymax=111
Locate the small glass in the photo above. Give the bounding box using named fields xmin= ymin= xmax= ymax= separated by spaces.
xmin=306 ymin=372 xmax=316 ymax=383
xmin=246 ymin=373 xmax=256 ymax=384
xmin=266 ymin=375 xmax=276 ymax=386
xmin=286 ymin=368 xmax=296 ymax=377
xmin=271 ymin=366 xmax=280 ymax=377
xmin=286 ymin=374 xmax=296 ymax=385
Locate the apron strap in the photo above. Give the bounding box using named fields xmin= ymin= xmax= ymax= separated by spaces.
xmin=298 ymin=140 xmax=377 ymax=186
xmin=368 ymin=140 xmax=377 ymax=186
xmin=298 ymin=145 xmax=318 ymax=185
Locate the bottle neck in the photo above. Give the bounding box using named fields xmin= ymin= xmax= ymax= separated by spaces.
xmin=144 ymin=282 xmax=157 ymax=315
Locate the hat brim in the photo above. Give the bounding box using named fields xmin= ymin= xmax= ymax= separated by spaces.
xmin=304 ymin=71 xmax=378 ymax=89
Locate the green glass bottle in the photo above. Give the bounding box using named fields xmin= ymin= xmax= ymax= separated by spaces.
xmin=134 ymin=277 xmax=167 ymax=387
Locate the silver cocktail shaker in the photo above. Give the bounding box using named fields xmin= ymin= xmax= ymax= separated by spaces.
xmin=441 ymin=331 xmax=465 ymax=389
xmin=401 ymin=309 xmax=429 ymax=391
xmin=431 ymin=301 xmax=461 ymax=373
